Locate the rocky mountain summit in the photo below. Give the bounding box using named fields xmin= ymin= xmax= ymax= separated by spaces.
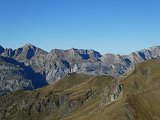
xmin=0 ymin=44 xmax=160 ymax=95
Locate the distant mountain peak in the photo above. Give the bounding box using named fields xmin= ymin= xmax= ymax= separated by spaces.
xmin=23 ymin=43 xmax=34 ymax=46
xmin=0 ymin=45 xmax=4 ymax=54
xmin=149 ymin=45 xmax=160 ymax=50
xmin=22 ymin=43 xmax=36 ymax=49
xmin=1 ymin=44 xmax=160 ymax=84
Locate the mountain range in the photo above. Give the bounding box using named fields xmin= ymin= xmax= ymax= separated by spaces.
xmin=0 ymin=44 xmax=160 ymax=95
xmin=1 ymin=44 xmax=160 ymax=120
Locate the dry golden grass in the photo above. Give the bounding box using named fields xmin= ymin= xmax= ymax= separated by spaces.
xmin=1 ymin=59 xmax=160 ymax=120
xmin=64 ymin=59 xmax=160 ymax=120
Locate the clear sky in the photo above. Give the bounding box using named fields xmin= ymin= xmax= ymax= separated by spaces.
xmin=0 ymin=0 xmax=160 ymax=55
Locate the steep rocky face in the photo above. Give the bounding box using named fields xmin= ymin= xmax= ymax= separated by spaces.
xmin=0 ymin=44 xmax=103 ymax=84
xmin=1 ymin=44 xmax=48 ymax=73
xmin=0 ymin=45 xmax=4 ymax=54
xmin=0 ymin=54 xmax=48 ymax=95
xmin=124 ymin=46 xmax=160 ymax=63
xmin=44 ymin=48 xmax=102 ymax=84
xmin=0 ymin=56 xmax=34 ymax=95
xmin=1 ymin=44 xmax=160 ymax=84
xmin=101 ymin=53 xmax=124 ymax=64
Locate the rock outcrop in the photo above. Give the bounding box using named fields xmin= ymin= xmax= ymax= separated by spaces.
xmin=0 ymin=55 xmax=34 ymax=95
xmin=1 ymin=44 xmax=160 ymax=93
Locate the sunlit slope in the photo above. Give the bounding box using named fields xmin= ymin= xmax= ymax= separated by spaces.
xmin=0 ymin=73 xmax=115 ymax=120
xmin=64 ymin=59 xmax=160 ymax=120
xmin=1 ymin=59 xmax=160 ymax=120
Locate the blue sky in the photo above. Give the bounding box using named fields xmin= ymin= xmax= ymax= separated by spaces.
xmin=0 ymin=0 xmax=160 ymax=54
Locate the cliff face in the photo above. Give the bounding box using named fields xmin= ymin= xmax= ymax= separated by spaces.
xmin=1 ymin=44 xmax=160 ymax=85
xmin=1 ymin=44 xmax=160 ymax=95
xmin=0 ymin=55 xmax=34 ymax=95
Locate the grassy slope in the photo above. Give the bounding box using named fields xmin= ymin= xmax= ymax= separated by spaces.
xmin=1 ymin=59 xmax=160 ymax=120
xmin=64 ymin=59 xmax=160 ymax=120
xmin=0 ymin=73 xmax=114 ymax=120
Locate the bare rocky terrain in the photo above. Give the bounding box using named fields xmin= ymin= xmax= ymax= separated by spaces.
xmin=1 ymin=44 xmax=160 ymax=84
xmin=0 ymin=55 xmax=34 ymax=95
xmin=1 ymin=44 xmax=160 ymax=95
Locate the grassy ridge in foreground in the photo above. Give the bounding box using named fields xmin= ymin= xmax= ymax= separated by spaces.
xmin=1 ymin=59 xmax=160 ymax=120
xmin=0 ymin=73 xmax=115 ymax=120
